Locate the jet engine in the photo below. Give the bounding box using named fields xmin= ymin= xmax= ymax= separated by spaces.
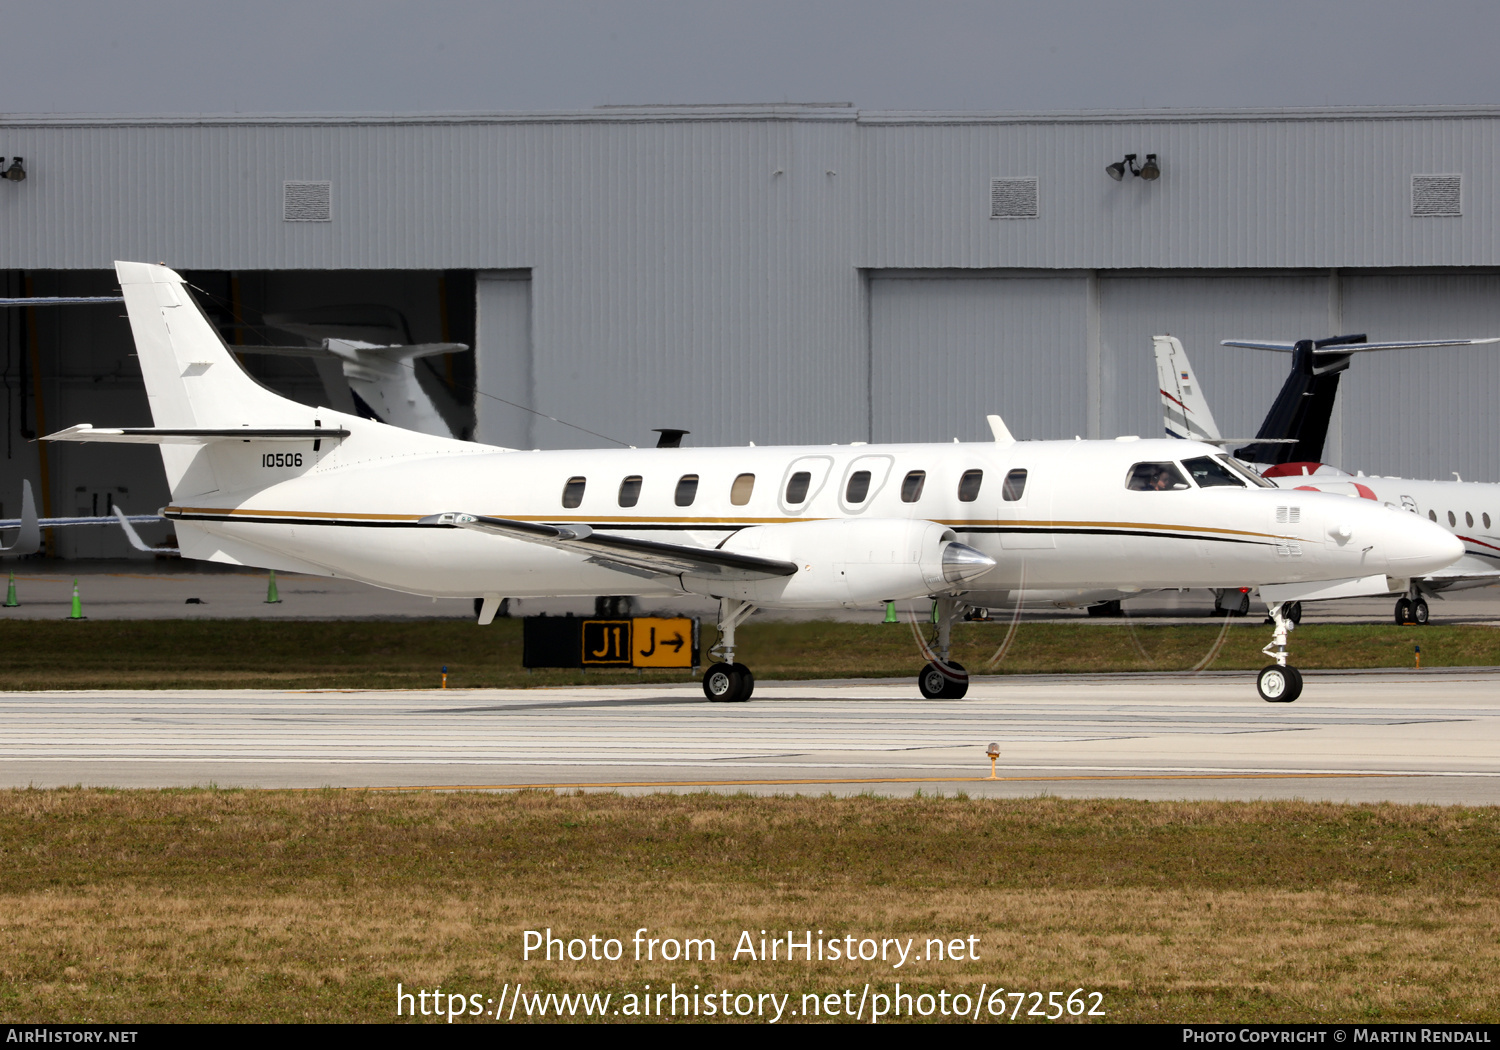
xmin=685 ymin=518 xmax=995 ymax=607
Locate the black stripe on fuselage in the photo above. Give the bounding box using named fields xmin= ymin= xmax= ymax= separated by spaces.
xmin=165 ymin=511 xmax=1280 ymax=547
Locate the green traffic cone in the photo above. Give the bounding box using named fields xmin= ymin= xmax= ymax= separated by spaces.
xmin=883 ymin=600 xmax=898 ymax=624
xmin=265 ymin=570 xmax=282 ymax=604
xmin=929 ymin=600 xmax=940 ymax=624
xmin=4 ymin=572 xmax=17 ymax=608
xmin=68 ymin=578 xmax=84 ymax=620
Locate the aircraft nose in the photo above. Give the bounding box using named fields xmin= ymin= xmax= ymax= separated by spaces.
xmin=1379 ymin=513 xmax=1465 ymax=576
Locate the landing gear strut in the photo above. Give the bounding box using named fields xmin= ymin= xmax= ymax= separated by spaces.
xmin=918 ymin=597 xmax=969 ymax=699
xmin=1256 ymin=601 xmax=1303 ymax=703
xmin=702 ymin=598 xmax=756 ymax=702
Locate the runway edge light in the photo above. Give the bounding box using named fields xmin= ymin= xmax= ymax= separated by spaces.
xmin=986 ymin=742 xmax=1001 ymax=780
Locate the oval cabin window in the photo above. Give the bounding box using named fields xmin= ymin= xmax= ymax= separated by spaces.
xmin=1466 ymin=511 xmax=1474 ymax=528
xmin=845 ymin=470 xmax=872 ymax=504
xmin=957 ymin=469 xmax=984 ymax=503
xmin=1002 ymin=469 xmax=1027 ymax=502
xmin=900 ymin=470 xmax=925 ymax=503
xmin=675 ymin=474 xmax=699 ymax=507
xmin=1448 ymin=511 xmax=1457 ymax=527
xmin=730 ymin=473 xmax=755 ymax=506
xmin=618 ymin=475 xmax=642 ymax=508
xmin=562 ymin=477 xmax=586 ymax=509
xmin=785 ymin=471 xmax=812 ymax=504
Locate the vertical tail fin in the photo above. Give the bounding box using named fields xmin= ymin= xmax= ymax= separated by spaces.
xmin=1154 ymin=335 xmax=1221 ymax=442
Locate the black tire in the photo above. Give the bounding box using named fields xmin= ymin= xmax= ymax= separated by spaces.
xmin=1234 ymin=591 xmax=1251 ymax=617
xmin=1286 ymin=600 xmax=1303 ymax=625
xmin=1394 ymin=598 xmax=1413 ymax=625
xmin=943 ymin=660 xmax=969 ymax=700
xmin=1413 ymin=598 xmax=1430 ymax=626
xmin=729 ymin=662 xmax=754 ymax=702
xmin=1257 ymin=664 xmax=1303 ymax=703
xmin=703 ymin=662 xmax=743 ymax=702
xmin=1088 ymin=600 xmax=1123 ymax=618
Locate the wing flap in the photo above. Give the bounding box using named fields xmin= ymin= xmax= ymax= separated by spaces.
xmin=420 ymin=512 xmax=798 ymax=581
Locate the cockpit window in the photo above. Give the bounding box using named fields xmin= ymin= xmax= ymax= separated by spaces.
xmin=1182 ymin=456 xmax=1246 ymax=489
xmin=1126 ymin=462 xmax=1190 ymax=491
xmin=1216 ymin=455 xmax=1276 ymax=488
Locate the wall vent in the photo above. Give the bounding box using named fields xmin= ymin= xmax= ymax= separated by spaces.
xmin=990 ymin=177 xmax=1038 ymax=219
xmin=1275 ymin=506 xmax=1301 ymax=524
xmin=1412 ymin=175 xmax=1461 ymax=217
xmin=283 ymin=181 xmax=332 ymax=222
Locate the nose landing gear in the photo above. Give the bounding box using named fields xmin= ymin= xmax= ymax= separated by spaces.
xmin=702 ymin=598 xmax=757 ymax=702
xmin=1395 ymin=594 xmax=1430 ymax=625
xmin=1257 ymin=600 xmax=1303 ymax=703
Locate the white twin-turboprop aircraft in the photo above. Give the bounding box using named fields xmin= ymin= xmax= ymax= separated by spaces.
xmin=39 ymin=263 xmax=1464 ymax=704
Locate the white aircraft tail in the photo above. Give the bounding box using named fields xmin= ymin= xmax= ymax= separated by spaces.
xmin=46 ymin=262 xmax=470 ymax=505
xmin=1154 ymin=335 xmax=1221 ymax=442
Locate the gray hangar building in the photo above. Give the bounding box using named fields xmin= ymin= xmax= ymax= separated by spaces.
xmin=2 ymin=103 xmax=1499 ymax=558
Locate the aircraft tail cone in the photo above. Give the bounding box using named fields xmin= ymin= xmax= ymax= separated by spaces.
xmin=883 ymin=600 xmax=898 ymax=624
xmin=265 ymin=570 xmax=282 ymax=604
xmin=4 ymin=572 xmax=17 ymax=608
xmin=68 ymin=579 xmax=84 ymax=620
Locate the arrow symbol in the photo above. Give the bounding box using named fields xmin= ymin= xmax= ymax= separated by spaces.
xmin=665 ymin=632 xmax=685 ymax=653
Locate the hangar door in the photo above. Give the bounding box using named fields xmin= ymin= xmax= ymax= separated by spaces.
xmin=869 ymin=272 xmax=1088 ymax=443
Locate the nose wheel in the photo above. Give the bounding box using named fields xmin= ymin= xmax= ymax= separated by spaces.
xmin=1395 ymin=597 xmax=1430 ymax=625
xmin=1257 ymin=664 xmax=1302 ymax=703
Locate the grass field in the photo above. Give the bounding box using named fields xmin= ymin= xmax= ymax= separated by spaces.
xmin=1 ymin=790 xmax=1497 ymax=1024
xmin=0 ymin=618 xmax=1496 ymax=689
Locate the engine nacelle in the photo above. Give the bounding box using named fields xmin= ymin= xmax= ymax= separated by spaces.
xmin=683 ymin=518 xmax=995 ymax=608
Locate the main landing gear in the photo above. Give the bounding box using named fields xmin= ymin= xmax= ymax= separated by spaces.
xmin=702 ymin=598 xmax=757 ymax=702
xmin=918 ymin=597 xmax=970 ymax=700
xmin=1395 ymin=594 xmax=1430 ymax=626
xmin=1256 ymin=600 xmax=1303 ymax=703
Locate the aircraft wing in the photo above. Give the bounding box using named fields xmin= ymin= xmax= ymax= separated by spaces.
xmin=1223 ymin=337 xmax=1500 ymax=353
xmin=420 ymin=512 xmax=799 ymax=582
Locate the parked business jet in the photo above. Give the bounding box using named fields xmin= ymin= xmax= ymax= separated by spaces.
xmin=1157 ymin=334 xmax=1500 ymax=624
xmin=39 ymin=264 xmax=1463 ymax=704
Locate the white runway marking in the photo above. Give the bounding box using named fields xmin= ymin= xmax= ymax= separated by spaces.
xmin=4 ymin=669 xmax=1499 ymax=802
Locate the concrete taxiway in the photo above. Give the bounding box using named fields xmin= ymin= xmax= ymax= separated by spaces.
xmin=5 ymin=668 xmax=1499 ymax=803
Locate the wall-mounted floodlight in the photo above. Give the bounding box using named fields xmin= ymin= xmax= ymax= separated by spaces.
xmin=1105 ymin=154 xmax=1134 ymax=181
xmin=2 ymin=157 xmax=25 ymax=183
xmin=1106 ymin=153 xmax=1160 ymax=182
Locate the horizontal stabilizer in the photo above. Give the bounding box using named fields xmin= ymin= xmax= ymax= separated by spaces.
xmin=1224 ymin=337 xmax=1500 ymax=353
xmin=113 ymin=507 xmax=179 ymax=555
xmin=420 ymin=512 xmax=799 ymax=581
xmin=1199 ymin=437 xmax=1298 ymax=446
xmin=235 ymin=342 xmax=468 ymax=361
xmin=0 ymin=296 xmax=124 ymax=306
xmin=43 ymin=424 xmax=350 ymax=445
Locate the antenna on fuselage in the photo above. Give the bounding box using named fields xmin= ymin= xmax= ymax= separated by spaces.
xmin=653 ymin=428 xmax=689 ymax=449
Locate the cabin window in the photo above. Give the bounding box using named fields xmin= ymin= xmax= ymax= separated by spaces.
xmin=675 ymin=474 xmax=699 ymax=507
xmin=617 ymin=475 xmax=642 ymax=508
xmin=1429 ymin=510 xmax=1438 ymax=522
xmin=1002 ymin=469 xmax=1028 ymax=502
xmin=1182 ymin=456 xmax=1245 ymax=488
xmin=845 ymin=470 xmax=872 ymax=504
xmin=957 ymin=469 xmax=984 ymax=502
xmin=900 ymin=470 xmax=926 ymax=503
xmin=1486 ymin=513 xmax=1492 ymax=530
xmin=730 ymin=473 xmax=755 ymax=506
xmin=1126 ymin=462 xmax=1190 ymax=491
xmin=785 ymin=471 xmax=812 ymax=504
xmin=1466 ymin=511 xmax=1474 ymax=528
xmin=562 ymin=477 xmax=586 ymax=509
xmin=1448 ymin=511 xmax=1457 ymax=527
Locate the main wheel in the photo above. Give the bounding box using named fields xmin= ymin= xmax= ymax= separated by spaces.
xmin=1257 ymin=664 xmax=1303 ymax=703
xmin=1394 ymin=598 xmax=1413 ymax=625
xmin=729 ymin=662 xmax=755 ymax=701
xmin=1286 ymin=600 xmax=1303 ymax=625
xmin=1413 ymin=598 xmax=1430 ymax=625
xmin=918 ymin=662 xmax=948 ymax=699
xmin=943 ymin=660 xmax=969 ymax=700
xmin=703 ymin=662 xmax=748 ymax=702
xmin=1088 ymin=600 xmax=1123 ymax=618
